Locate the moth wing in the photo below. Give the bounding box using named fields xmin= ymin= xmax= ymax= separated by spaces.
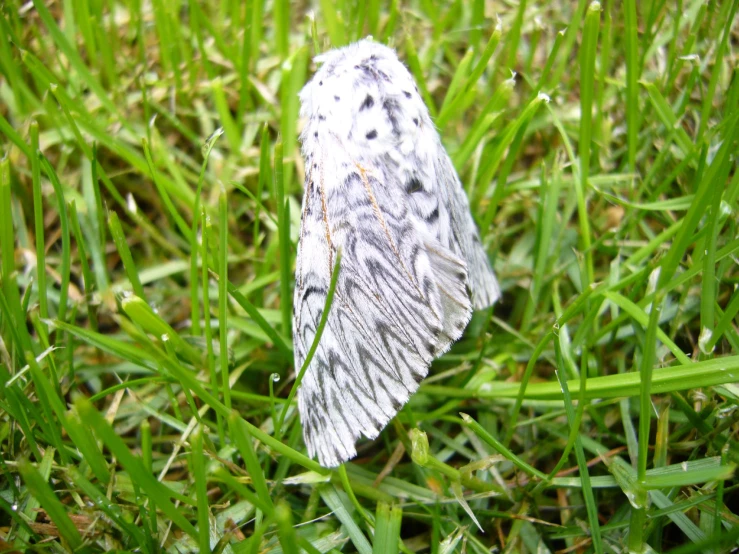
xmin=327 ymin=42 xmax=499 ymax=310
xmin=294 ymin=39 xmax=497 ymax=467
xmin=403 ymin=142 xmax=500 ymax=311
xmin=434 ymin=154 xmax=501 ymax=309
xmin=293 ymin=148 xmax=471 ymax=467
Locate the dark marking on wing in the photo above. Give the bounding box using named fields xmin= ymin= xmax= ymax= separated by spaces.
xmin=406 ymin=178 xmax=423 ymax=194
xmin=360 ymin=95 xmax=374 ymax=110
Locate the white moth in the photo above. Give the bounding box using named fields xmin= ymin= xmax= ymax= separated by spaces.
xmin=294 ymin=39 xmax=500 ymax=467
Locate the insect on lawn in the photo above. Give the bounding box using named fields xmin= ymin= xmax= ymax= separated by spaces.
xmin=293 ymin=39 xmax=500 ymax=467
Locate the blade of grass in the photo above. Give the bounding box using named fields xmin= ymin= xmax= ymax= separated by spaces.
xmin=218 ymin=184 xmax=232 ymax=411
xmin=698 ymin=175 xmax=725 ymax=354
xmin=622 ymin=0 xmax=639 ymax=172
xmin=421 ymin=354 xmax=739 ymax=401
xmin=68 ymin=201 xmax=97 ymax=332
xmin=0 ymin=159 xmax=35 ymax=357
xmin=190 ymin=128 xmax=223 ymax=336
xmin=121 ymin=295 xmax=202 ymax=365
xmin=228 ymin=413 xmax=275 ymax=516
xmin=253 ymin=124 xmax=270 ymax=259
xmin=142 ymin=138 xmax=192 ymax=242
xmin=697 ymin=0 xmax=738 ymax=141
xmin=280 ymin=46 xmax=308 ymax=187
xmin=478 ymin=93 xmax=548 ymax=230
xmin=273 ymin=140 xmax=293 ymax=339
xmin=577 ymin=1 xmax=601 ymax=288
xmin=75 ymin=396 xmax=198 ymax=537
xmin=275 ymin=501 xmax=300 ymax=554
xmin=436 ymin=22 xmax=502 ymax=129
xmin=190 ymin=428 xmax=211 ymax=553
xmin=225 ymin=281 xmax=292 ymax=357
xmin=29 ymin=122 xmax=48 ymax=323
xmin=554 ymin=343 xmax=603 ymax=553
xmin=30 ymin=0 xmax=123 ymax=122
xmin=39 ymin=155 xmax=71 ymax=325
xmin=18 ymin=458 xmax=83 ymax=550
xmin=64 ymin=408 xmax=111 ymax=484
xmin=373 ymin=502 xmax=402 ymax=554
xmin=320 ymin=485 xmax=373 ymax=554
xmin=461 ymin=413 xmax=548 ymax=481
xmin=437 ymin=48 xmax=475 ymax=124
xmin=276 ymin=251 xmax=341 ymax=438
xmin=108 ymin=210 xmax=146 ymax=299
xmin=657 ymin=114 xmax=737 ymax=290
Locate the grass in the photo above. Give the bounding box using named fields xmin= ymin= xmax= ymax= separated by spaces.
xmin=0 ymin=0 xmax=738 ymax=552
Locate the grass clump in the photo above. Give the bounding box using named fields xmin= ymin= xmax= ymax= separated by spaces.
xmin=1 ymin=1 xmax=738 ymax=552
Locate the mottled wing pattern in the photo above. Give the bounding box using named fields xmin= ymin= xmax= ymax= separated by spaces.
xmin=435 ymin=154 xmax=501 ymax=309
xmin=294 ymin=40 xmax=498 ymax=467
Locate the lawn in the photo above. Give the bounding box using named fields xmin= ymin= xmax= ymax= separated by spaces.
xmin=1 ymin=0 xmax=738 ymax=552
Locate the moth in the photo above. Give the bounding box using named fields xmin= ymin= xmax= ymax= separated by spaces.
xmin=294 ymin=39 xmax=500 ymax=467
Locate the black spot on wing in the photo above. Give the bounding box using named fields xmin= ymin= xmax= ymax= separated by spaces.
xmin=360 ymin=95 xmax=374 ymax=110
xmin=406 ymin=178 xmax=423 ymax=194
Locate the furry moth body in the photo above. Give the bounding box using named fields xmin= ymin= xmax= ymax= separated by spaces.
xmin=294 ymin=39 xmax=500 ymax=467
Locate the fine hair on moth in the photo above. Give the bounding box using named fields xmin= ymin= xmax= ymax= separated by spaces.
xmin=293 ymin=38 xmax=500 ymax=468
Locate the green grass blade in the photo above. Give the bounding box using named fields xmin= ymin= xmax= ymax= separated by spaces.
xmin=30 ymin=0 xmax=122 ymax=121
xmin=191 ymin=428 xmax=211 ymax=553
xmin=75 ymin=396 xmax=198 ymax=537
xmin=276 ymin=251 xmax=341 ymax=437
xmin=554 ymin=346 xmax=603 ymax=553
xmin=228 ymin=413 xmax=275 ymax=515
xmin=697 ymin=0 xmax=738 ymax=140
xmin=275 ymin=501 xmax=300 ymax=554
xmin=107 ymin=211 xmax=146 ymax=299
xmin=436 ymin=23 xmax=502 ymax=129
xmin=462 ymin=413 xmax=548 ymax=480
xmin=18 ymin=458 xmax=83 ymax=550
xmin=225 ymin=280 xmax=292 ymax=357
xmin=422 ymin=354 xmax=739 ymax=401
xmin=39 ymin=155 xmax=72 ymax=324
xmin=218 ymin=184 xmax=232 ymax=411
xmin=320 ymin=485 xmax=373 ymax=554
xmin=29 ymin=122 xmax=48 ymax=323
xmin=272 ymin=140 xmax=293 ymax=339
xmin=477 ymin=93 xmax=548 ymax=229
xmin=577 ymin=1 xmax=601 ymax=287
xmin=622 ymin=0 xmax=639 ymax=172
xmin=373 ymin=502 xmax=402 ymax=554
